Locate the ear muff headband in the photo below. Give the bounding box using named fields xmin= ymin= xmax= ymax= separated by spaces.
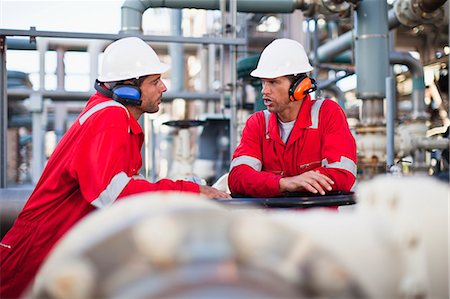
xmin=288 ymin=75 xmax=318 ymax=102
xmin=94 ymin=79 xmax=142 ymax=106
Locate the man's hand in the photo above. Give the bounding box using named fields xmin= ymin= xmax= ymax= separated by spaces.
xmin=279 ymin=170 xmax=334 ymax=195
xmin=199 ymin=185 xmax=231 ymax=199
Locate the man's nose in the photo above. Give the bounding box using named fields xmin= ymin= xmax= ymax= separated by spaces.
xmin=261 ymin=83 xmax=270 ymax=95
xmin=161 ymin=81 xmax=167 ymax=92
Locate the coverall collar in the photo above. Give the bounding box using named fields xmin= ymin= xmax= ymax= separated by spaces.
xmin=267 ymin=94 xmax=314 ymax=145
xmin=95 ymin=92 xmax=143 ymax=135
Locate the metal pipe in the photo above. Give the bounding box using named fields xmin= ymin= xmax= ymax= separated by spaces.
xmin=386 ymin=77 xmax=396 ymax=169
xmin=419 ymin=0 xmax=448 ymax=13
xmin=229 ymin=0 xmax=238 ymax=156
xmin=56 ymin=46 xmax=65 ymax=90
xmin=170 ymin=10 xmax=184 ymax=92
xmin=0 ymin=37 xmax=7 ymax=188
xmin=389 ymin=51 xmax=426 ymax=119
xmin=317 ymin=0 xmax=447 ymax=62
xmin=414 ymin=137 xmax=450 ymax=150
xmin=8 ymin=88 xmax=222 ymax=102
xmin=121 ymin=0 xmax=308 ymax=32
xmin=312 ymin=17 xmax=319 ymax=78
xmin=355 ymin=0 xmax=389 ymax=100
xmin=0 ymin=28 xmax=246 ymax=46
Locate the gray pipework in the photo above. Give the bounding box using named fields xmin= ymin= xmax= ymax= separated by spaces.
xmin=414 ymin=137 xmax=450 ymax=150
xmin=0 ymin=37 xmax=7 ymax=188
xmin=229 ymin=0 xmax=238 ymax=155
xmin=170 ymin=10 xmax=184 ymax=92
xmin=390 ymin=51 xmax=426 ymax=119
xmin=121 ymin=0 xmax=310 ymax=32
xmin=315 ymin=9 xmax=401 ymax=63
xmin=315 ymin=0 xmax=447 ymax=62
xmin=386 ymin=77 xmax=396 ymax=169
xmin=355 ymin=0 xmax=389 ymax=100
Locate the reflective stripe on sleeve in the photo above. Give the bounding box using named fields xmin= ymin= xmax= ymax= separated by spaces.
xmin=309 ymin=98 xmax=325 ymax=129
xmin=79 ymin=100 xmax=129 ymax=125
xmin=230 ymin=155 xmax=262 ymax=172
xmin=321 ymin=156 xmax=357 ymax=177
xmin=91 ymin=171 xmax=131 ymax=208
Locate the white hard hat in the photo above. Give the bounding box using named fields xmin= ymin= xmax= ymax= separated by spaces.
xmin=98 ymin=37 xmax=170 ymax=82
xmin=250 ymin=38 xmax=313 ymax=79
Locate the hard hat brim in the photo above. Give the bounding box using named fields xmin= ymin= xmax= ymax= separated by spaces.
xmin=250 ymin=65 xmax=313 ymax=79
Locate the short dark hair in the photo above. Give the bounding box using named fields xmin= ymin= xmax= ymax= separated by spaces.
xmin=118 ymin=75 xmax=149 ymax=88
xmin=286 ymin=73 xmax=306 ymax=84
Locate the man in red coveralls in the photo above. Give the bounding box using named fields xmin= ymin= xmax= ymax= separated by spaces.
xmin=0 ymin=37 xmax=229 ymax=298
xmin=228 ymin=38 xmax=357 ymax=197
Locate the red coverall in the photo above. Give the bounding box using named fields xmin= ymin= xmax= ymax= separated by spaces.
xmin=228 ymin=95 xmax=357 ymax=197
xmin=0 ymin=93 xmax=199 ymax=298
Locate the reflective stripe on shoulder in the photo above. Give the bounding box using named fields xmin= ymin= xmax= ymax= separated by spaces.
xmin=79 ymin=100 xmax=129 ymax=125
xmin=91 ymin=171 xmax=131 ymax=209
xmin=263 ymin=109 xmax=270 ymax=134
xmin=309 ymin=98 xmax=325 ymax=129
xmin=321 ymin=156 xmax=357 ymax=177
xmin=230 ymin=155 xmax=262 ymax=172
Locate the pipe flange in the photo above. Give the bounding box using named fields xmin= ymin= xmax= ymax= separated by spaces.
xmin=321 ymin=0 xmax=350 ymax=13
xmin=394 ymin=0 xmax=445 ymax=27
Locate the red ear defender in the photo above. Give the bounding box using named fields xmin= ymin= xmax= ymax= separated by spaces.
xmin=289 ymin=75 xmax=317 ymax=101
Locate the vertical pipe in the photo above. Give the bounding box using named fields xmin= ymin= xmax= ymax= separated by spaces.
xmin=56 ymin=46 xmax=65 ymax=90
xmin=54 ymin=103 xmax=67 ymax=143
xmin=37 ymin=39 xmax=47 ymax=91
xmin=312 ymin=16 xmax=319 ymax=78
xmin=149 ymin=119 xmax=156 ymax=181
xmin=219 ymin=0 xmax=226 ymax=115
xmin=355 ymin=0 xmax=389 ymax=100
xmin=170 ymin=9 xmax=184 ymax=92
xmin=386 ymin=76 xmax=395 ymax=170
xmin=30 ymin=94 xmax=44 ymax=184
xmin=0 ymin=36 xmax=7 ymax=188
xmin=88 ymin=40 xmax=104 ymax=92
xmin=208 ymin=43 xmax=216 ymax=114
xmin=229 ymin=0 xmax=238 ymax=156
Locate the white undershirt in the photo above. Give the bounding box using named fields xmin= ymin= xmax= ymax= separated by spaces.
xmin=278 ymin=119 xmax=296 ymax=144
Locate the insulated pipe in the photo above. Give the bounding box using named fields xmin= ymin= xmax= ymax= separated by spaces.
xmin=389 ymin=51 xmax=426 ymax=119
xmin=121 ymin=0 xmax=309 ymax=32
xmin=355 ymin=0 xmax=389 ymax=100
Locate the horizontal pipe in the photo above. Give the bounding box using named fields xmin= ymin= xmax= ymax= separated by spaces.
xmin=414 ymin=137 xmax=449 ymax=150
xmin=419 ymin=0 xmax=447 ymax=13
xmin=0 ymin=29 xmax=246 ymax=46
xmin=121 ymin=0 xmax=309 ymax=33
xmin=7 ymin=89 xmax=222 ymax=102
xmin=315 ymin=8 xmax=404 ymax=63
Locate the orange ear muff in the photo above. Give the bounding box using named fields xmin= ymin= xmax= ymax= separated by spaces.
xmin=289 ymin=76 xmax=317 ymax=101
